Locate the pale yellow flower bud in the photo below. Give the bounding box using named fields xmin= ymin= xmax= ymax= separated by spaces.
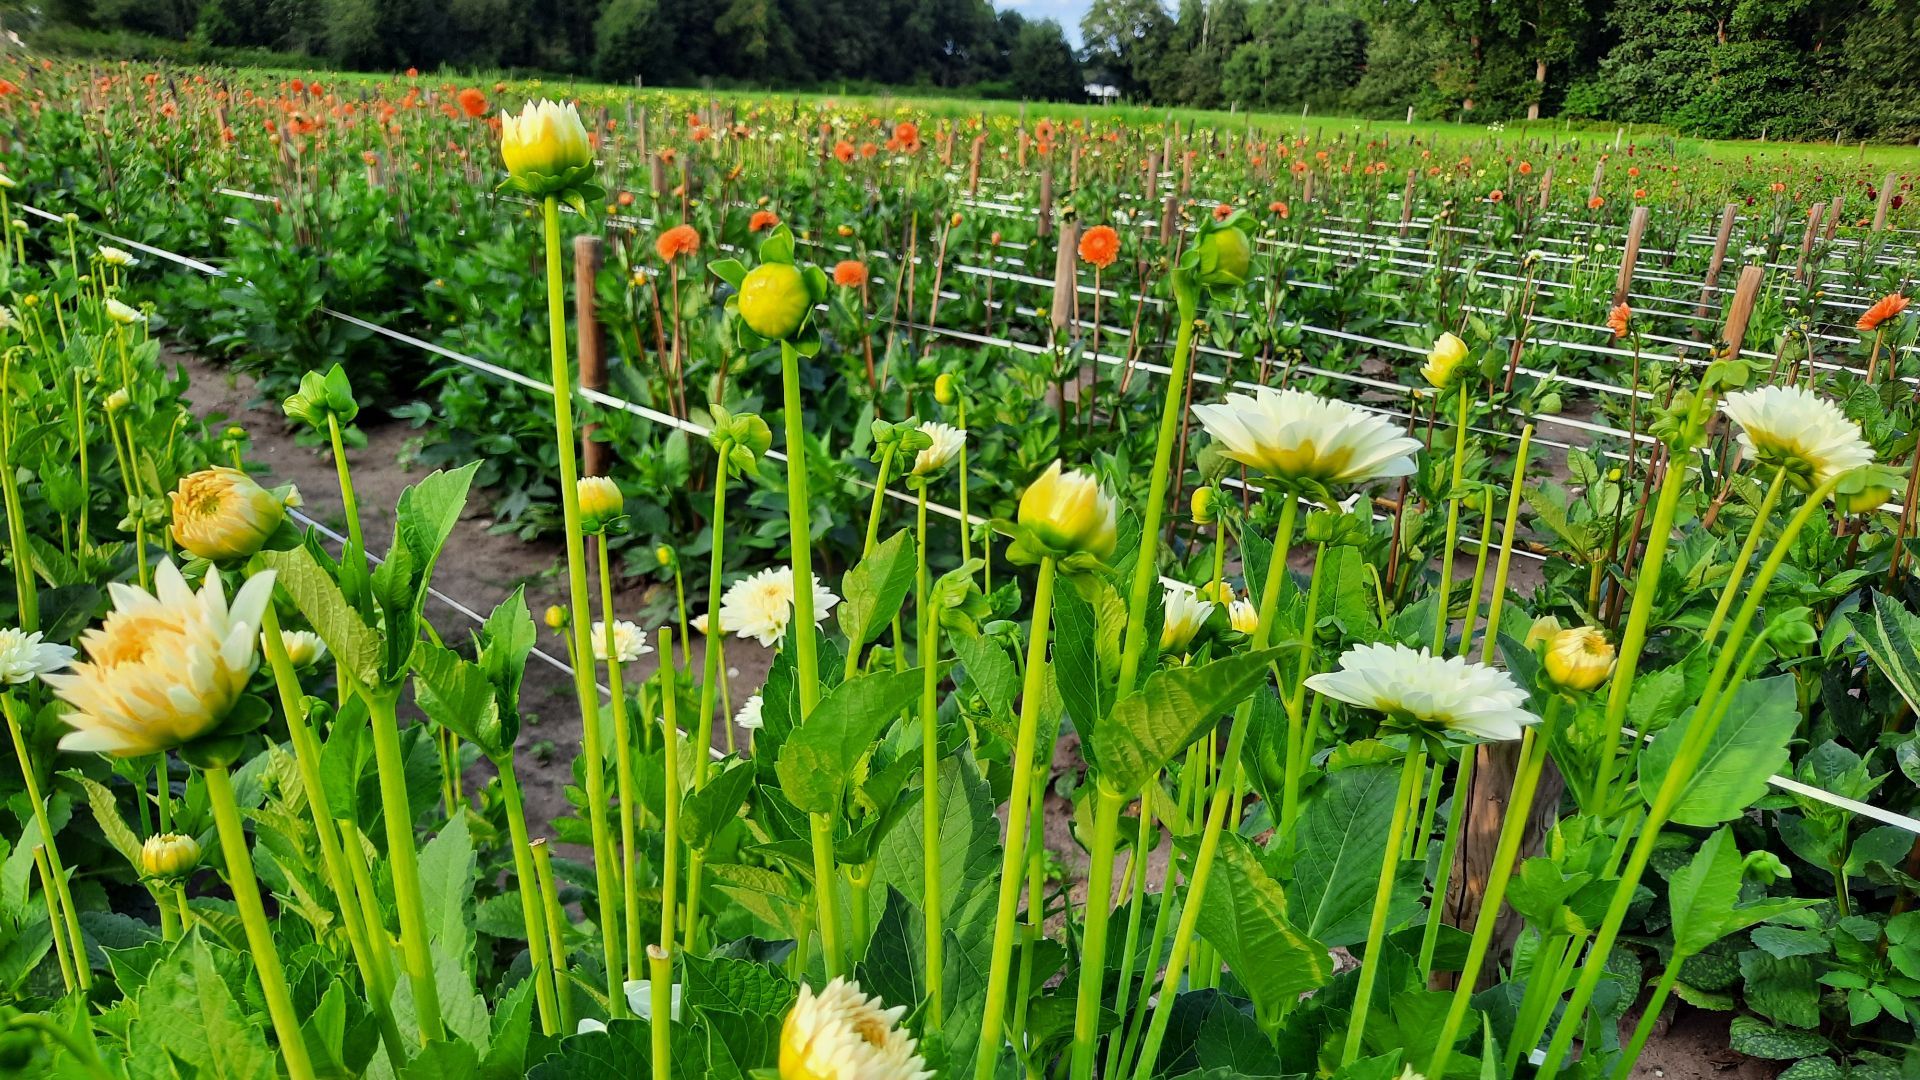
xmin=544 ymin=605 xmax=569 ymax=630
xmin=577 ymin=476 xmax=624 ymax=534
xmin=1523 ymin=615 xmax=1563 ymax=651
xmin=1545 ymin=626 xmax=1616 ymax=692
xmin=141 ymin=833 xmax=201 ymax=879
xmin=499 ymin=99 xmax=593 ymax=188
xmin=1017 ymin=461 xmax=1117 ymax=560
xmin=169 ymin=467 xmax=285 ymax=562
xmin=1422 ymin=331 xmax=1470 ymax=390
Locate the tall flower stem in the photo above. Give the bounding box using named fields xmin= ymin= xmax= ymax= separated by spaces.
xmin=914 ymin=483 xmax=947 ymax=1027
xmin=1537 ymin=474 xmax=1841 ymax=1076
xmin=1102 ymin=782 xmax=1156 ymax=1079
xmin=1479 ymin=425 xmax=1535 ymax=663
xmin=203 ymin=762 xmax=318 ymax=1080
xmin=1132 ymin=497 xmax=1299 ymax=1080
xmin=658 ymin=627 xmax=682 ymax=957
xmin=3 ymin=696 xmax=86 ymax=988
xmin=1426 ymin=699 xmax=1563 ymax=1076
xmin=363 ymin=687 xmax=444 ymax=1041
xmin=498 ymin=760 xmax=560 ymax=1035
xmin=30 ymin=846 xmax=76 ymax=991
xmin=648 ymin=945 xmax=673 ymax=1080
xmin=1417 ymin=746 xmax=1473 ymax=978
xmin=540 ymin=194 xmax=624 ymax=1014
xmin=256 ymin=604 xmax=402 ymax=1057
xmin=862 ymin=445 xmax=898 ymax=559
xmin=1699 ymin=466 xmax=1788 ymax=648
xmin=1591 ymin=430 xmax=1694 ymax=810
xmin=688 ymin=456 xmax=732 ymax=943
xmin=1069 ymin=282 xmax=1200 ymax=1080
xmin=596 ymin=537 xmax=642 ymax=980
xmin=1430 ymin=385 xmax=1472 ymax=652
xmin=777 ymin=337 xmax=833 ymax=973
xmin=1281 ymin=539 xmax=1329 ymax=835
xmin=338 ymin=818 xmax=398 ymax=1005
xmin=972 ymin=555 xmax=1059 ymax=1080
xmin=532 ymin=839 xmax=575 ymax=1032
xmin=1340 ymin=745 xmax=1425 ymax=1065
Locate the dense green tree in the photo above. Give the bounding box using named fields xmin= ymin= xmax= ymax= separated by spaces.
xmin=1221 ymin=0 xmax=1367 ymax=111
xmin=1009 ymin=18 xmax=1082 ymax=102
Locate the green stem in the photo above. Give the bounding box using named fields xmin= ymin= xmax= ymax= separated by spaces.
xmin=916 ymin=484 xmax=946 ymax=1028
xmin=1417 ymin=745 xmax=1474 ymax=979
xmin=499 ymin=761 xmax=560 ymax=1035
xmin=1611 ymin=959 xmax=1683 ymax=1080
xmin=1479 ymin=426 xmax=1534 ymax=663
xmin=695 ymin=456 xmax=730 ymax=779
xmin=1281 ymin=541 xmax=1328 ymax=835
xmin=1700 ymin=465 xmax=1788 ymax=648
xmin=1427 ymin=702 xmax=1560 ymax=1076
xmin=597 ymin=538 xmax=642 ymax=981
xmin=1069 ymin=784 xmax=1126 ymax=1080
xmin=648 ymin=945 xmax=673 ymax=1080
xmin=862 ymin=445 xmax=897 ymax=560
xmin=540 ymin=195 xmax=623 ymax=1015
xmin=203 ymin=763 xmax=318 ymax=1080
xmin=658 ymin=628 xmax=681 ymax=955
xmin=1538 ymin=473 xmax=1841 ymax=1076
xmin=1431 ymin=385 xmax=1471 ymax=652
xmin=1103 ymin=782 xmax=1156 ymax=1080
xmin=777 ymin=340 xmax=821 ymax=711
xmin=1458 ymin=488 xmax=1495 ymax=658
xmin=363 ymin=688 xmax=444 ymax=1042
xmin=31 ymin=846 xmax=76 ymax=992
xmin=810 ymin=813 xmax=841 ymax=977
xmin=3 ymin=696 xmax=87 ymax=988
xmin=972 ymin=555 xmax=1059 ymax=1080
xmin=1504 ymin=929 xmax=1575 ymax=1073
xmin=1132 ymin=498 xmax=1299 ymax=1080
xmin=532 ymin=839 xmax=575 ymax=1032
xmin=1341 ymin=746 xmax=1425 ymax=1065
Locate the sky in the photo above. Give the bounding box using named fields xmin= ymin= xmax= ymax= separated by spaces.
xmin=998 ymin=0 xmax=1095 ymax=45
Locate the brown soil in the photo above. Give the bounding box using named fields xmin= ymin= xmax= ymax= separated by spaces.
xmin=178 ymin=351 xmax=1738 ymax=1079
xmin=172 ymin=351 xmax=775 ymax=845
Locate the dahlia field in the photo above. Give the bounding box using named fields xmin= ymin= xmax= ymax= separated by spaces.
xmin=0 ymin=62 xmax=1917 ymax=1080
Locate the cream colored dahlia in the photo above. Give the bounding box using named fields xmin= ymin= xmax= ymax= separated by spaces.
xmin=1017 ymin=461 xmax=1118 ymax=559
xmin=0 ymin=627 xmax=74 ymax=684
xmin=47 ymin=561 xmax=275 ymax=757
xmin=1228 ymin=599 xmax=1260 ymax=634
xmin=778 ymin=977 xmax=930 ymax=1080
xmin=1191 ymin=388 xmax=1421 ymax=486
xmin=1159 ymin=584 xmax=1215 ymax=653
xmin=169 ymin=467 xmax=285 ymax=562
xmin=911 ymin=421 xmax=966 ymax=477
xmin=590 ymin=619 xmax=653 ymax=664
xmin=1720 ymin=386 xmax=1873 ymax=487
xmin=735 ymin=693 xmax=765 ymax=731
xmin=718 ymin=567 xmax=841 ymax=647
xmin=268 ymin=629 xmax=327 ymax=669
xmin=1305 ymin=642 xmax=1538 ymax=743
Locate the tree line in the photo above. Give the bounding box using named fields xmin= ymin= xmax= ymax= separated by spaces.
xmin=34 ymin=0 xmax=1920 ymax=140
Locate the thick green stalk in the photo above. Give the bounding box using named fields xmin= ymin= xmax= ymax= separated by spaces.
xmin=1131 ymin=498 xmax=1299 ymax=1080
xmin=648 ymin=945 xmax=673 ymax=1080
xmin=1071 ymin=294 xmax=1198 ymax=1079
xmin=1591 ymin=442 xmax=1692 ymax=809
xmin=1431 ymin=385 xmax=1472 ymax=652
xmin=1340 ymin=747 xmax=1425 ymax=1065
xmin=338 ymin=818 xmax=398 ymax=1005
xmin=916 ymin=485 xmax=946 ymax=1027
xmin=777 ymin=340 xmax=822 ymax=709
xmin=1426 ymin=703 xmax=1560 ymax=1076
xmin=3 ymin=696 xmax=87 ymax=988
xmin=597 ymin=538 xmax=642 ymax=980
xmin=1417 ymin=746 xmax=1474 ymax=979
xmin=1281 ymin=541 xmax=1329 ymax=834
xmin=1504 ymin=929 xmax=1574 ymax=1073
xmin=30 ymin=846 xmax=75 ymax=992
xmin=695 ymin=458 xmax=730 ymax=780
xmin=1611 ymin=959 xmax=1683 ymax=1080
xmin=1699 ymin=466 xmax=1788 ymax=647
xmin=972 ymin=556 xmax=1059 ymax=1080
xmin=540 ymin=196 xmax=623 ymax=1014
xmin=532 ymin=839 xmax=575 ymax=1033
xmin=1479 ymin=426 xmax=1535 ymax=663
xmin=862 ymin=445 xmax=897 ymax=559
xmin=956 ymin=395 xmax=972 ymax=568
xmin=498 ymin=762 xmax=560 ymax=1035
xmin=204 ymin=763 xmax=318 ymax=1080
xmin=1537 ymin=475 xmax=1840 ymax=1076
xmin=1103 ymin=783 xmax=1157 ymax=1080
xmin=364 ymin=688 xmax=444 ymax=1042
xmin=659 ymin=628 xmax=682 ymax=954
xmin=1457 ymin=488 xmax=1495 ymax=658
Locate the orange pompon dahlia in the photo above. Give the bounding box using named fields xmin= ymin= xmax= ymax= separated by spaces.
xmin=457 ymin=87 xmax=487 ymax=118
xmin=655 ymin=224 xmax=700 ymax=263
xmin=833 ymin=260 xmax=869 ymax=288
xmin=834 ymin=139 xmax=855 ymax=164
xmin=1607 ymin=303 xmax=1631 ymax=339
xmin=1858 ymin=293 xmax=1909 ymax=333
xmin=1077 ymin=225 xmax=1120 ymax=269
xmin=1588 ymin=196 xmax=1605 ymax=210
xmin=749 ymin=210 xmax=780 ymax=233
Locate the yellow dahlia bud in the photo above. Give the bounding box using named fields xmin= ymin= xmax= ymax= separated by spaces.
xmin=105 ymin=388 xmax=131 ymax=414
xmin=1228 ymin=599 xmax=1260 ymax=634
xmin=499 ymin=99 xmax=593 ymax=190
xmin=655 ymin=544 xmax=676 ymax=568
xmin=169 ymin=467 xmax=285 ymax=562
xmin=1017 ymin=461 xmax=1117 ymax=560
xmin=270 ymin=629 xmax=327 ymax=669
xmin=1159 ymin=585 xmax=1214 ymax=654
xmin=105 ymin=298 xmax=145 ymax=325
xmin=934 ymin=372 xmax=957 ymax=406
xmin=544 ymin=605 xmax=569 ymax=630
xmin=1545 ymin=626 xmax=1615 ymax=692
xmin=779 ymin=977 xmax=929 ymax=1080
xmin=1423 ymin=331 xmax=1470 ymax=390
xmin=577 ymin=476 xmax=624 ymax=534
xmin=738 ymin=262 xmax=811 ymax=340
xmin=1199 ymin=579 xmax=1235 ymax=606
xmin=1836 ymin=464 xmax=1901 ymax=515
xmin=1523 ymin=615 xmax=1563 ymax=651
xmin=1191 ymin=486 xmax=1216 ymax=525
xmin=141 ymin=833 xmax=201 ymax=879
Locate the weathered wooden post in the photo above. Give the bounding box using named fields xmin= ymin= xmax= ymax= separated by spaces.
xmin=1613 ymin=205 xmax=1649 ymax=307
xmin=1874 ymin=172 xmax=1896 ymax=232
xmin=574 ymin=235 xmax=608 ymax=477
xmin=1535 ymin=166 xmax=1553 ymax=211
xmin=1697 ymin=203 xmax=1737 ymax=319
xmin=1038 ymin=162 xmax=1054 ymax=239
xmin=1796 ymin=202 xmax=1824 ymax=282
xmin=1400 ymin=168 xmax=1416 ymax=236
xmin=1723 ymin=264 xmax=1765 ymax=358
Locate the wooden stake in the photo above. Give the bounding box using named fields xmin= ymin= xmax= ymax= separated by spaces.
xmin=1874 ymin=171 xmax=1896 ymax=232
xmin=1535 ymin=166 xmax=1553 ymax=211
xmin=1697 ymin=203 xmax=1737 ymax=319
xmin=1722 ymin=265 xmax=1765 ymax=358
xmin=1400 ymin=168 xmax=1416 ymax=237
xmin=574 ymin=235 xmax=608 ymax=477
xmin=1612 ymin=205 xmax=1649 ymax=307
xmin=1796 ymin=202 xmax=1823 ymax=282
xmin=1038 ymin=163 xmax=1054 ymax=239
